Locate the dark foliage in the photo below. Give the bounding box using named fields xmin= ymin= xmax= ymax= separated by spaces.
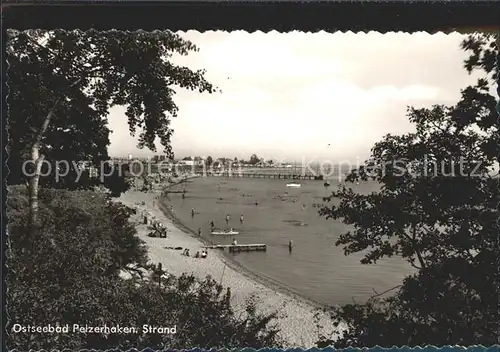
xmin=7 ymin=186 xmax=282 ymax=350
xmin=318 ymin=33 xmax=499 ymax=347
xmin=248 ymin=154 xmax=261 ymax=165
xmin=6 ymin=29 xmax=216 ymax=194
xmin=206 ymin=156 xmax=213 ymax=166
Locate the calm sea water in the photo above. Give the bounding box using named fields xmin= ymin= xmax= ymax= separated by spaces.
xmin=165 ymin=176 xmax=414 ymax=306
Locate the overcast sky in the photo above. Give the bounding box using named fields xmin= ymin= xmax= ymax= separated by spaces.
xmin=107 ymin=31 xmax=479 ymax=162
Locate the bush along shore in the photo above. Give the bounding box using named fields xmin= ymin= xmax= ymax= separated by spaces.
xmin=7 ymin=185 xmax=287 ymax=350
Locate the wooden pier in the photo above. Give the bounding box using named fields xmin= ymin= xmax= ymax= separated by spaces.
xmin=203 ymin=244 xmax=267 ymax=253
xmin=111 ymin=160 xmax=328 ymax=181
xmin=197 ymin=172 xmax=323 ymax=181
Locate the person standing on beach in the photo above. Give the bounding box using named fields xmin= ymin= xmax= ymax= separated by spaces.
xmin=198 ymin=228 xmax=202 ymax=236
xmin=210 ymin=220 xmax=215 ymax=230
xmin=225 ymin=214 xmax=230 ymax=224
xmin=240 ymin=215 xmax=244 ymax=224
xmin=288 ymin=240 xmax=294 ymax=253
xmin=191 ymin=208 xmax=195 ymax=217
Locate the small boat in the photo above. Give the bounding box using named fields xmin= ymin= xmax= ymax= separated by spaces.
xmin=286 ymin=183 xmax=301 ymax=188
xmin=210 ymin=230 xmax=240 ymax=236
xmin=324 ymin=181 xmax=330 ymax=187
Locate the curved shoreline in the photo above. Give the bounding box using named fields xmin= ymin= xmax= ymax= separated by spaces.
xmin=158 ymin=178 xmax=329 ymax=310
xmin=119 ymin=183 xmax=341 ymax=347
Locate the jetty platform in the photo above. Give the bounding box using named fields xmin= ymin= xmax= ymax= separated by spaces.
xmin=197 ymin=172 xmax=323 ymax=181
xmin=203 ymin=244 xmax=267 ymax=253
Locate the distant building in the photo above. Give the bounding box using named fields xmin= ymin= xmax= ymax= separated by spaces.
xmin=74 ymin=161 xmax=99 ymax=178
xmin=178 ymin=160 xmax=195 ymax=166
xmin=195 ymin=157 xmax=206 ymax=167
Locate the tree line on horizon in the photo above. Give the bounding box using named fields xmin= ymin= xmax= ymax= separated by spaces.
xmin=5 ymin=28 xmax=499 ymax=349
xmin=178 ymin=154 xmax=273 ymax=166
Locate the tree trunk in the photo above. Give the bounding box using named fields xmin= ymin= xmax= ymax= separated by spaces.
xmin=28 ymin=149 xmax=45 ymax=228
xmin=28 ymin=101 xmax=59 ymax=229
xmin=27 ymin=78 xmax=83 ymax=229
xmin=411 ymin=223 xmax=427 ymax=269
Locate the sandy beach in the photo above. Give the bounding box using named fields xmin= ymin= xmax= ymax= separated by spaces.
xmin=118 ymin=188 xmax=340 ymax=348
